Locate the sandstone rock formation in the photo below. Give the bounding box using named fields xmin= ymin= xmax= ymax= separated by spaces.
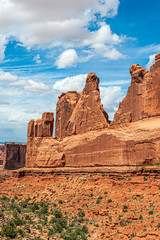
xmin=55 ymin=73 xmax=109 ymax=140
xmin=0 ymin=144 xmax=4 ymax=165
xmin=64 ymin=73 xmax=109 ymax=137
xmin=25 ymin=53 xmax=160 ymax=168
xmin=28 ymin=112 xmax=54 ymax=137
xmin=113 ymin=53 xmax=160 ymax=124
xmin=3 ymin=142 xmax=26 ymax=170
xmin=26 ymin=116 xmax=160 ymax=168
xmin=55 ymin=91 xmax=81 ymax=140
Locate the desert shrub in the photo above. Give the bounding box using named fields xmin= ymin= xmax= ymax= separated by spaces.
xmin=13 ymin=216 xmax=25 ymax=226
xmin=149 ymin=211 xmax=154 ymax=215
xmin=108 ymin=199 xmax=112 ymax=203
xmin=31 ymin=202 xmax=39 ymax=212
xmin=78 ymin=210 xmax=85 ymax=218
xmin=53 ymin=208 xmax=63 ymax=218
xmin=1 ymin=224 xmax=17 ymax=238
xmin=123 ymin=205 xmax=128 ymax=212
xmin=144 ymin=176 xmax=147 ymax=181
xmin=0 ymin=210 xmax=4 ymax=218
xmin=17 ymin=228 xmax=25 ymax=237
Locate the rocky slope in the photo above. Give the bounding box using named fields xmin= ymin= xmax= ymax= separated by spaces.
xmin=0 ymin=170 xmax=160 ymax=239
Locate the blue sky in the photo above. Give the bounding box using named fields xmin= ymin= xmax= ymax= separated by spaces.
xmin=0 ymin=0 xmax=160 ymax=142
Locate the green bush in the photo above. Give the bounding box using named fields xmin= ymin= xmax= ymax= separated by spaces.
xmin=78 ymin=210 xmax=85 ymax=218
xmin=1 ymin=224 xmax=17 ymax=239
xmin=149 ymin=211 xmax=154 ymax=215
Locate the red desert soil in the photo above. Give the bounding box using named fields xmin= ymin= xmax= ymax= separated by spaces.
xmin=0 ymin=169 xmax=160 ymax=239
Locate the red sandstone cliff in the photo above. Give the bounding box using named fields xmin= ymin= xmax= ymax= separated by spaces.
xmin=55 ymin=91 xmax=81 ymax=140
xmin=3 ymin=142 xmax=26 ymax=170
xmin=55 ymin=73 xmax=109 ymax=139
xmin=0 ymin=144 xmax=4 ymax=165
xmin=25 ymin=53 xmax=160 ymax=168
xmin=112 ymin=53 xmax=160 ymax=124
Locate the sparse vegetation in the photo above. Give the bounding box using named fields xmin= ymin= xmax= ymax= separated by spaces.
xmin=0 ymin=172 xmax=160 ymax=239
xmin=0 ymin=196 xmax=89 ymax=240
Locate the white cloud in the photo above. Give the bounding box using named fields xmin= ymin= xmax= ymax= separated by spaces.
xmin=0 ymin=35 xmax=7 ymax=62
xmin=145 ymin=54 xmax=156 ymax=70
xmin=0 ymin=0 xmax=124 ymax=61
xmin=101 ymin=79 xmax=130 ymax=86
xmin=33 ymin=54 xmax=41 ymax=64
xmin=82 ymin=23 xmax=125 ymax=60
xmin=24 ymin=79 xmax=51 ymax=94
xmin=53 ymin=74 xmax=87 ymax=92
xmin=93 ymin=43 xmax=124 ymax=60
xmin=0 ymin=68 xmax=18 ymax=81
xmin=100 ymin=86 xmax=122 ymax=119
xmin=55 ymin=49 xmax=78 ymax=69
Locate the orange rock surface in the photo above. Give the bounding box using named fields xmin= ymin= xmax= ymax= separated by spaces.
xmin=113 ymin=53 xmax=160 ymax=124
xmin=26 ymin=53 xmax=160 ymax=168
xmin=55 ymin=91 xmax=81 ymax=140
xmin=26 ymin=116 xmax=160 ymax=168
xmin=0 ymin=171 xmax=160 ymax=239
xmin=64 ymin=72 xmax=109 ymax=136
xmin=27 ymin=112 xmax=54 ymax=138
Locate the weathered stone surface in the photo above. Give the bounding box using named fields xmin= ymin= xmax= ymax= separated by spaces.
xmin=26 ymin=117 xmax=160 ymax=168
xmin=64 ymin=73 xmax=109 ymax=136
xmin=27 ymin=119 xmax=35 ymax=137
xmin=0 ymin=144 xmax=4 ymax=165
xmin=55 ymin=91 xmax=81 ymax=140
xmin=27 ymin=112 xmax=54 ymax=138
xmin=25 ymin=55 xmax=160 ymax=168
xmin=3 ymin=142 xmax=26 ymax=170
xmin=113 ymin=53 xmax=160 ymax=124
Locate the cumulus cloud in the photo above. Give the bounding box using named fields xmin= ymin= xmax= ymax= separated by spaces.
xmin=53 ymin=74 xmax=87 ymax=92
xmin=0 ymin=35 xmax=7 ymax=62
xmin=55 ymin=49 xmax=78 ymax=69
xmin=24 ymin=79 xmax=51 ymax=94
xmin=81 ymin=23 xmax=125 ymax=60
xmin=0 ymin=0 xmax=125 ymax=61
xmin=145 ymin=54 xmax=156 ymax=70
xmin=33 ymin=54 xmax=41 ymax=64
xmin=100 ymin=86 xmax=121 ymax=110
xmin=0 ymin=68 xmax=18 ymax=81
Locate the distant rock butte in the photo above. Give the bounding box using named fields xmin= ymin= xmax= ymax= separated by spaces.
xmin=23 ymin=52 xmax=160 ymax=168
xmin=3 ymin=142 xmax=26 ymax=170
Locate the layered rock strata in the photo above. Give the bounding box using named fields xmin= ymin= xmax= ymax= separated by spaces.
xmin=3 ymin=142 xmax=26 ymax=170
xmin=55 ymin=91 xmax=81 ymax=140
xmin=113 ymin=53 xmax=160 ymax=124
xmin=25 ymin=54 xmax=160 ymax=168
xmin=28 ymin=112 xmax=54 ymax=137
xmin=55 ymin=73 xmax=109 ymax=139
xmin=26 ymin=117 xmax=160 ymax=168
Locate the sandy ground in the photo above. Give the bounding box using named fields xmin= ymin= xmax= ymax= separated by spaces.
xmin=0 ymin=169 xmax=160 ymax=239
